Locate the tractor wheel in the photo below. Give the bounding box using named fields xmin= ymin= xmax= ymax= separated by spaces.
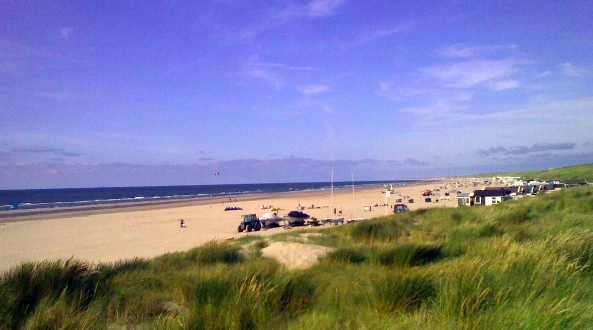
xmin=247 ymin=225 xmax=252 ymax=232
xmin=238 ymin=226 xmax=243 ymax=233
xmin=254 ymin=221 xmax=262 ymax=231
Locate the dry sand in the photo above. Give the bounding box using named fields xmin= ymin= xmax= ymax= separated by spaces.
xmin=261 ymin=241 xmax=334 ymax=269
xmin=0 ymin=179 xmax=484 ymax=273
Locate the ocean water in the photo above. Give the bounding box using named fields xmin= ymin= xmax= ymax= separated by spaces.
xmin=0 ymin=180 xmax=417 ymax=211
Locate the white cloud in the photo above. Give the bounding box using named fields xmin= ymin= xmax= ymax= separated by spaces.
xmin=251 ymin=61 xmax=318 ymax=71
xmin=59 ymin=27 xmax=73 ymax=39
xmin=346 ymin=26 xmax=406 ymax=47
xmin=421 ymin=59 xmax=519 ymax=89
xmin=536 ymin=70 xmax=552 ymax=78
xmin=560 ymin=62 xmax=583 ymax=77
xmin=297 ymin=84 xmax=329 ymax=95
xmin=241 ymin=67 xmax=283 ymax=90
xmin=438 ymin=44 xmax=518 ymax=58
xmin=378 ymin=81 xmax=390 ymax=91
xmin=322 ymin=105 xmax=335 ymax=113
xmin=308 ymin=0 xmax=348 ymax=17
xmin=488 ymin=79 xmax=520 ymax=91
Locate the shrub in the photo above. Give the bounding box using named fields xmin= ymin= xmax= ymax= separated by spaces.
xmin=106 ymin=271 xmax=170 ymax=322
xmin=375 ymin=244 xmax=442 ymax=267
xmin=435 ymin=260 xmax=507 ymax=319
xmin=97 ymin=257 xmax=150 ymax=280
xmin=553 ymin=230 xmax=593 ymax=271
xmin=373 ymin=272 xmax=435 ymax=313
xmin=0 ymin=259 xmax=100 ymax=329
xmin=450 ymin=211 xmax=463 ymax=224
xmin=350 ymin=219 xmax=405 ymax=242
xmin=477 ymin=223 xmax=503 ymax=238
xmin=325 ymin=248 xmax=367 ymax=264
xmin=496 ymin=206 xmax=531 ymax=223
xmin=21 ymin=296 xmax=104 ymax=330
xmin=270 ymin=272 xmax=316 ymax=316
xmin=196 ymin=241 xmax=244 ymax=265
xmin=183 ymin=276 xmax=235 ymax=306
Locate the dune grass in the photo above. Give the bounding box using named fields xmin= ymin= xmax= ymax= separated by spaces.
xmin=475 ymin=162 xmax=593 ymax=181
xmin=2 ymin=185 xmax=593 ymax=329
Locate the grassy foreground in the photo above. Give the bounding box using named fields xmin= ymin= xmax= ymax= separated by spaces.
xmin=475 ymin=162 xmax=593 ymax=181
xmin=2 ymin=186 xmax=593 ymax=329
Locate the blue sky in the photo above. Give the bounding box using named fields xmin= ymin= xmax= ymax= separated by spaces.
xmin=1 ymin=0 xmax=593 ymax=189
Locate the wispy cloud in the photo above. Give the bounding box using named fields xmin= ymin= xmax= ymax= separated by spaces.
xmin=536 ymin=70 xmax=552 ymax=78
xmin=10 ymin=147 xmax=85 ymax=157
xmin=560 ymin=62 xmax=586 ymax=77
xmin=297 ymin=84 xmax=329 ymax=95
xmin=240 ymin=67 xmax=283 ymax=90
xmin=421 ymin=59 xmax=519 ymax=89
xmin=201 ymin=0 xmax=348 ymax=43
xmin=386 ymin=158 xmax=430 ymax=166
xmin=487 ymin=79 xmax=520 ymax=91
xmin=59 ymin=27 xmax=73 ymax=39
xmin=308 ymin=0 xmax=348 ymax=17
xmin=438 ymin=44 xmax=518 ymax=58
xmin=477 ymin=142 xmax=576 ymax=157
xmin=378 ymin=81 xmax=390 ymax=91
xmin=398 ymin=99 xmax=468 ymax=123
xmin=322 ymin=105 xmax=335 ymax=114
xmin=404 ymin=158 xmax=430 ymax=166
xmin=251 ymin=61 xmax=318 ymax=71
xmin=345 ymin=26 xmax=406 ymax=47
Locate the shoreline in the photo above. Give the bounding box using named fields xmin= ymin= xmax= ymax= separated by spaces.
xmin=0 ymin=185 xmax=375 ymax=223
xmin=0 ymin=180 xmax=439 ymax=223
xmin=0 ymin=178 xmax=479 ymax=273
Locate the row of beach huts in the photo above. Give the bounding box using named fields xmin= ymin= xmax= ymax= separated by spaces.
xmin=457 ymin=177 xmax=590 ymax=207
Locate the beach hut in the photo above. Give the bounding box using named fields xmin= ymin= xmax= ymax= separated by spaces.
xmin=473 ymin=189 xmax=511 ymax=206
xmin=457 ymin=193 xmax=472 ymax=206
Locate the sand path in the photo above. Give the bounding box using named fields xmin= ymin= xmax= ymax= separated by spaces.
xmin=261 ymin=241 xmax=334 ymax=269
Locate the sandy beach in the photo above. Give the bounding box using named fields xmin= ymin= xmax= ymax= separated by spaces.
xmin=0 ymin=179 xmax=484 ymax=273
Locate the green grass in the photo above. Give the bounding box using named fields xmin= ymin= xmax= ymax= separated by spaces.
xmin=475 ymin=162 xmax=593 ymax=181
xmin=2 ymin=186 xmax=593 ymax=329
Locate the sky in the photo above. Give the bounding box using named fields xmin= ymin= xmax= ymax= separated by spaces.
xmin=1 ymin=0 xmax=593 ymax=189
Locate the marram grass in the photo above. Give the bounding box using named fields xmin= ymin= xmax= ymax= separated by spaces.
xmin=2 ymin=186 xmax=593 ymax=329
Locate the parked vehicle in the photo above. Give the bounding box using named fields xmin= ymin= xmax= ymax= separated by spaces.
xmin=393 ymin=203 xmax=410 ymax=213
xmin=259 ymin=212 xmax=282 ymax=228
xmin=237 ymin=214 xmax=261 ymax=232
xmin=304 ymin=217 xmax=320 ymax=226
xmin=284 ymin=211 xmax=310 ymax=226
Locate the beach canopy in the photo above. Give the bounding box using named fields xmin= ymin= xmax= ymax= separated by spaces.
xmin=260 ymin=212 xmax=282 ymax=220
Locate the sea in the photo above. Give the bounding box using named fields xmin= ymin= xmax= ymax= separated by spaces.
xmin=0 ymin=180 xmax=419 ymax=212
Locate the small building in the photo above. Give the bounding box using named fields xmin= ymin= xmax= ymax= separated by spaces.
xmin=457 ymin=193 xmax=472 ymax=207
xmin=564 ymin=180 xmax=589 ymax=187
xmin=473 ymin=189 xmax=512 ymax=206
